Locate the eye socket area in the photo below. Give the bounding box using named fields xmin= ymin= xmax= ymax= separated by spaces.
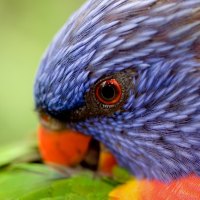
xmin=70 ymin=71 xmax=134 ymax=120
xmin=95 ymin=79 xmax=122 ymax=105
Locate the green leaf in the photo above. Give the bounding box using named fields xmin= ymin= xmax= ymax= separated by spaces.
xmin=0 ymin=164 xmax=115 ymax=200
xmin=0 ymin=164 xmax=57 ymax=200
xmin=23 ymin=174 xmax=114 ymax=200
xmin=0 ymin=141 xmax=39 ymax=168
xmin=112 ymin=166 xmax=132 ymax=183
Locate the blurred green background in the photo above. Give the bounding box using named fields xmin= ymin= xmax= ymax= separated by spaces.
xmin=0 ymin=0 xmax=85 ymax=145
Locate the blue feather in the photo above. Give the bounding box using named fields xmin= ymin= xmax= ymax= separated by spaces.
xmin=34 ymin=0 xmax=200 ymax=182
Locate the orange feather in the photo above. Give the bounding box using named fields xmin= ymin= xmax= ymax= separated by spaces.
xmin=109 ymin=175 xmax=200 ymax=200
xmin=140 ymin=175 xmax=200 ymax=200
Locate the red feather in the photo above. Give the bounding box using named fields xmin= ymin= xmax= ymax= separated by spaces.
xmin=140 ymin=175 xmax=200 ymax=200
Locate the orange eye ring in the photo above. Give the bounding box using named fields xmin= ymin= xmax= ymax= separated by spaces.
xmin=95 ymin=79 xmax=122 ymax=105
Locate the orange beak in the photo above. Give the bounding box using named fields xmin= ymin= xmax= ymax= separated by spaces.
xmin=98 ymin=149 xmax=117 ymax=174
xmin=38 ymin=124 xmax=117 ymax=174
xmin=38 ymin=125 xmax=92 ymax=166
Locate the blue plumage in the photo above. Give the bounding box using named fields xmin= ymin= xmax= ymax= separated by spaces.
xmin=34 ymin=0 xmax=200 ymax=182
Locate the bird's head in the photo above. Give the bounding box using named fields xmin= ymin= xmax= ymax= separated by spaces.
xmin=34 ymin=0 xmax=200 ymax=182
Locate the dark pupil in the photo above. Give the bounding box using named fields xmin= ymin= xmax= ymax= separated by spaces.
xmin=100 ymin=84 xmax=116 ymax=101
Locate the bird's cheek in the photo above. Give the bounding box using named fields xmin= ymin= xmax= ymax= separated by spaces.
xmin=38 ymin=125 xmax=92 ymax=166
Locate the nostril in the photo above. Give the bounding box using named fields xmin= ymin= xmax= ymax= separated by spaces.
xmin=38 ymin=111 xmax=67 ymax=131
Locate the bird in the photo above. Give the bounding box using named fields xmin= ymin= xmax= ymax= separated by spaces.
xmin=34 ymin=0 xmax=200 ymax=199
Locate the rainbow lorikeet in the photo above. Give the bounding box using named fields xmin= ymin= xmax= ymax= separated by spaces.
xmin=34 ymin=0 xmax=200 ymax=199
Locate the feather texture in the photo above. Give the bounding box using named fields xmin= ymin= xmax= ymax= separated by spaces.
xmin=34 ymin=0 xmax=200 ymax=182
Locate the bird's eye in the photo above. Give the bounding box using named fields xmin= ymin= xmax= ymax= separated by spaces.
xmin=95 ymin=79 xmax=122 ymax=105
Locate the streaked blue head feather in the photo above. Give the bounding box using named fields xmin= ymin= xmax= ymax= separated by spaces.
xmin=34 ymin=0 xmax=200 ymax=182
